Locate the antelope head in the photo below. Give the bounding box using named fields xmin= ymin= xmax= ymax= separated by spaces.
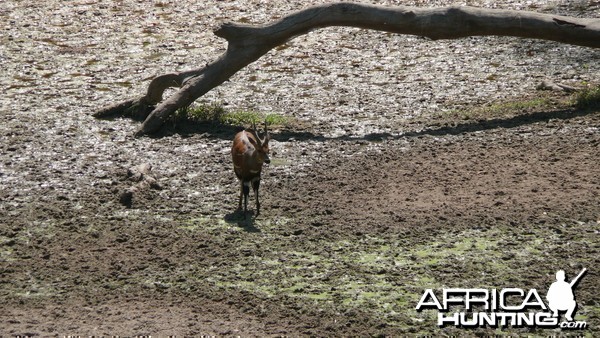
xmin=246 ymin=120 xmax=271 ymax=165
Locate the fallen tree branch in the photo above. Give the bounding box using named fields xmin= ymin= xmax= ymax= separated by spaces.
xmin=93 ymin=2 xmax=600 ymax=135
xmin=536 ymin=79 xmax=579 ymax=92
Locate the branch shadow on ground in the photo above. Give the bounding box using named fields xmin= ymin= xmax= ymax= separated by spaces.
xmin=398 ymin=107 xmax=594 ymax=139
xmin=146 ymin=106 xmax=596 ymax=142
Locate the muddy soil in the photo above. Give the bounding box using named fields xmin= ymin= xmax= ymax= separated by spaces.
xmin=1 ymin=0 xmax=599 ymax=336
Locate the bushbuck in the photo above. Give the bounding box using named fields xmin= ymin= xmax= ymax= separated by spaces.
xmin=231 ymin=121 xmax=270 ymax=216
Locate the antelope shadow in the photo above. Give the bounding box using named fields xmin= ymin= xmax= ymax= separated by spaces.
xmin=224 ymin=209 xmax=261 ymax=233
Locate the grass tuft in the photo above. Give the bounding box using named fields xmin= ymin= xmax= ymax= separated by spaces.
xmin=441 ymin=97 xmax=556 ymax=121
xmin=174 ymin=102 xmax=226 ymax=123
xmin=174 ymin=103 xmax=291 ymax=127
xmin=575 ymin=84 xmax=600 ymax=109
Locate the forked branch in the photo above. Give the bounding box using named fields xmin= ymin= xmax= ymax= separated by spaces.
xmin=93 ymin=2 xmax=600 ymax=135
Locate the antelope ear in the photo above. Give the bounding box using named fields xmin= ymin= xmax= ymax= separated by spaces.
xmin=247 ymin=136 xmax=258 ymax=147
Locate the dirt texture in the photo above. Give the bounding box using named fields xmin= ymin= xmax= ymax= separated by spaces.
xmin=1 ymin=0 xmax=599 ymax=336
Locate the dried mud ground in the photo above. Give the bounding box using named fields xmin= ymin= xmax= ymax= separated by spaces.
xmin=1 ymin=0 xmax=600 ymax=336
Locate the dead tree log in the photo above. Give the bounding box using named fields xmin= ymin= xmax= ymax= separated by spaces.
xmin=93 ymin=2 xmax=600 ymax=135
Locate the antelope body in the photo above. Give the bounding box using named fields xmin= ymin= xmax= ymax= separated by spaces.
xmin=231 ymin=122 xmax=270 ymax=216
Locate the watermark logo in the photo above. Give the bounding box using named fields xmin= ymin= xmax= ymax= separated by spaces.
xmin=415 ymin=268 xmax=588 ymax=330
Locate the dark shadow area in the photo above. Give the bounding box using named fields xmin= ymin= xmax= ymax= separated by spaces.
xmin=224 ymin=209 xmax=261 ymax=233
xmin=401 ymin=107 xmax=594 ymax=138
xmin=120 ymin=105 xmax=597 ymax=143
xmin=149 ymin=120 xmax=244 ymax=140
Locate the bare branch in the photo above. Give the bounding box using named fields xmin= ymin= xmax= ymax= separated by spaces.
xmin=93 ymin=2 xmax=600 ymax=135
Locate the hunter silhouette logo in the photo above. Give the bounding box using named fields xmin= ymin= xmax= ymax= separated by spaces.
xmin=546 ymin=268 xmax=587 ymax=322
xmin=415 ymin=268 xmax=588 ymax=329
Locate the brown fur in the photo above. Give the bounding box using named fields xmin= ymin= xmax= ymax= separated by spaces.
xmin=231 ymin=127 xmax=270 ymax=215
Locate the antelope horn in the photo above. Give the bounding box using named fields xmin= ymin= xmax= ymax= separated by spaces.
xmin=263 ymin=120 xmax=269 ymax=140
xmin=247 ymin=120 xmax=263 ymax=146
